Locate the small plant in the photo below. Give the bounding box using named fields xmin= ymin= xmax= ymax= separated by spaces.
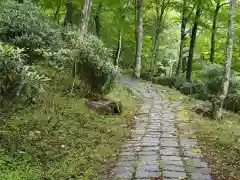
xmin=17 ymin=65 xmax=50 ymax=102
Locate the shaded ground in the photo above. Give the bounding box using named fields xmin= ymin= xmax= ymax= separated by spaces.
xmin=107 ymin=77 xmax=212 ymax=180
xmin=0 ymin=82 xmax=140 ymax=180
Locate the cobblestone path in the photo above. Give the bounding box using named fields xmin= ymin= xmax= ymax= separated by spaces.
xmin=108 ymin=77 xmax=212 ymax=180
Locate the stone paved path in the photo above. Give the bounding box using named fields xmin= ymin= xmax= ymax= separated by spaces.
xmin=108 ymin=77 xmax=212 ymax=180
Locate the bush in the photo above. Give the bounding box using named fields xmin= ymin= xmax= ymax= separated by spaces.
xmin=0 ymin=1 xmax=117 ymax=96
xmin=152 ymin=76 xmax=175 ymax=88
xmin=154 ymin=62 xmax=166 ymax=77
xmin=192 ymin=80 xmax=209 ymax=100
xmin=176 ymin=79 xmax=208 ymax=99
xmin=199 ymin=64 xmax=224 ymax=95
xmin=180 ymin=82 xmax=194 ymax=95
xmin=0 ymin=44 xmax=49 ymax=107
xmin=140 ymin=69 xmax=150 ymax=80
xmin=224 ymin=92 xmax=240 ymax=112
xmin=192 ymin=80 xmax=206 ymax=94
xmin=199 ymin=64 xmax=237 ymax=96
xmin=0 ymin=0 xmax=64 ymax=61
xmin=174 ymin=76 xmax=185 ymax=90
xmin=74 ymin=35 xmax=117 ymax=95
xmin=35 ymin=48 xmax=74 ymax=71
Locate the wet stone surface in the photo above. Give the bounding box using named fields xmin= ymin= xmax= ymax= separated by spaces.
xmin=161 ymin=138 xmax=179 ymax=147
xmin=108 ymin=77 xmax=212 ymax=180
xmin=163 ymin=171 xmax=187 ymax=179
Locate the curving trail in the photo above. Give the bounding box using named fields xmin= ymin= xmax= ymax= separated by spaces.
xmin=108 ymin=76 xmax=212 ymax=180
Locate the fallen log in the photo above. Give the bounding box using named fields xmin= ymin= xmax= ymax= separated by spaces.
xmin=86 ymin=99 xmax=122 ymax=115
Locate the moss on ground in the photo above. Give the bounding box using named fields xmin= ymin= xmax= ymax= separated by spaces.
xmin=0 ymin=70 xmax=140 ymax=180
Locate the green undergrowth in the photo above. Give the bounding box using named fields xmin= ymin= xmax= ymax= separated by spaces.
xmin=0 ymin=70 xmax=140 ymax=180
xmin=156 ymin=84 xmax=240 ymax=180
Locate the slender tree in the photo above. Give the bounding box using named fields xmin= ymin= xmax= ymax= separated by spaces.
xmin=94 ymin=3 xmax=103 ymax=38
xmin=133 ymin=0 xmax=143 ymax=78
xmin=71 ymin=0 xmax=92 ymax=95
xmin=115 ymin=28 xmax=123 ymax=68
xmin=54 ymin=4 xmax=61 ymax=24
xmin=212 ymin=0 xmax=236 ymax=119
xmin=115 ymin=0 xmax=131 ymax=68
xmin=81 ymin=0 xmax=92 ymax=35
xmin=175 ymin=0 xmax=195 ymax=76
xmin=186 ymin=2 xmax=201 ymax=81
xmin=64 ymin=0 xmax=73 ymax=26
xmin=149 ymin=0 xmax=171 ymax=78
xmin=209 ymin=0 xmax=230 ymax=63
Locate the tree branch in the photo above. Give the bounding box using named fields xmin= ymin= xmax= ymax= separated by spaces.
xmin=219 ymin=2 xmax=230 ymax=8
xmin=186 ymin=1 xmax=196 ymax=20
xmin=160 ymin=21 xmax=180 ymax=32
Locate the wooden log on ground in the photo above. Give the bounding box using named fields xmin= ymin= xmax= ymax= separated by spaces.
xmin=86 ymin=99 xmax=122 ymax=115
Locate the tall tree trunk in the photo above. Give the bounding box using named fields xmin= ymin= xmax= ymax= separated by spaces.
xmin=210 ymin=1 xmax=229 ymax=63
xmin=64 ymin=1 xmax=73 ymax=26
xmin=176 ymin=1 xmax=187 ymax=76
xmin=114 ymin=0 xmax=131 ymax=69
xmin=150 ymin=13 xmax=163 ymax=78
xmin=71 ymin=0 xmax=92 ymax=95
xmin=54 ymin=4 xmax=61 ymax=24
xmin=182 ymin=28 xmax=192 ymax=73
xmin=150 ymin=0 xmax=170 ymax=78
xmin=186 ymin=6 xmax=201 ymax=82
xmin=210 ymin=0 xmax=220 ymax=63
xmin=115 ymin=30 xmax=123 ymax=68
xmin=182 ymin=56 xmax=187 ymax=72
xmin=176 ymin=20 xmax=187 ymax=76
xmin=81 ymin=0 xmax=92 ymax=36
xmin=212 ymin=0 xmax=236 ymax=120
xmin=94 ymin=3 xmax=102 ymax=38
xmin=152 ymin=11 xmax=164 ymax=63
xmin=133 ymin=0 xmax=143 ymax=78
xmin=152 ymin=31 xmax=160 ymax=62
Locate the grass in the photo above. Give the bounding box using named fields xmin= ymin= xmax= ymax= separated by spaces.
xmin=0 ymin=70 xmax=140 ymax=180
xmin=155 ymin=84 xmax=240 ymax=180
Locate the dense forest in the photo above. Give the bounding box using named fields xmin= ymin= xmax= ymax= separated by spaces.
xmin=0 ymin=0 xmax=239 ymax=179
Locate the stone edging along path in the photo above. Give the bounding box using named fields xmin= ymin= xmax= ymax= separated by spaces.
xmin=107 ymin=77 xmax=212 ymax=180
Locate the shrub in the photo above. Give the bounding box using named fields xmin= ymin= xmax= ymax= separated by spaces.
xmin=0 ymin=44 xmax=49 ymax=106
xmin=180 ymin=82 xmax=194 ymax=95
xmin=199 ymin=64 xmax=238 ymax=96
xmin=199 ymin=64 xmax=224 ymax=95
xmin=140 ymin=69 xmax=150 ymax=80
xmin=229 ymin=77 xmax=240 ymax=94
xmin=0 ymin=1 xmax=117 ymax=96
xmin=176 ymin=80 xmax=208 ymax=99
xmin=154 ymin=62 xmax=166 ymax=76
xmin=192 ymin=80 xmax=206 ymax=94
xmin=152 ymin=76 xmax=175 ymax=88
xmin=74 ymin=35 xmax=117 ymax=95
xmin=35 ymin=48 xmax=75 ymax=71
xmin=174 ymin=76 xmax=185 ymax=90
xmin=0 ymin=0 xmax=64 ymax=61
xmin=192 ymin=80 xmax=209 ymax=101
xmin=224 ymin=92 xmax=240 ymax=112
